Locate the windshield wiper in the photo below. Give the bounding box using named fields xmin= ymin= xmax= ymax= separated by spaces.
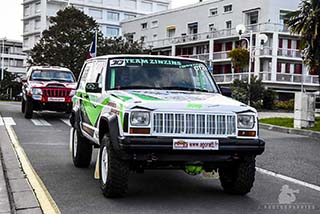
xmin=161 ymin=86 xmax=212 ymax=93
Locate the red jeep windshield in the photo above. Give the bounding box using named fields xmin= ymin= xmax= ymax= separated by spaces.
xmin=30 ymin=70 xmax=75 ymax=83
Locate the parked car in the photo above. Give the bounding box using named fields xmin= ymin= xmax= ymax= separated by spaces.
xmin=69 ymin=55 xmax=265 ymax=198
xmin=21 ymin=66 xmax=77 ymax=118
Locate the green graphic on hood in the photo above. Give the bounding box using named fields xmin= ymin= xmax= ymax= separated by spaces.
xmin=112 ymin=94 xmax=133 ymax=102
xmin=187 ymin=103 xmax=202 ymax=109
xmin=131 ymin=92 xmax=162 ymax=101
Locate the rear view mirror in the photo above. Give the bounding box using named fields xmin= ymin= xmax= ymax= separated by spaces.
xmin=85 ymin=82 xmax=101 ymax=93
xmin=220 ymin=86 xmax=232 ymax=97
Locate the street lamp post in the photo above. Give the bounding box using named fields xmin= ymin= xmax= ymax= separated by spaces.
xmin=1 ymin=37 xmax=5 ymax=80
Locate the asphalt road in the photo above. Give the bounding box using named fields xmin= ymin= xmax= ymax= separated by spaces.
xmin=1 ymin=101 xmax=320 ymax=214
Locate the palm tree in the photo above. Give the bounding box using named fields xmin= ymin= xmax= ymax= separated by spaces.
xmin=286 ymin=0 xmax=320 ymax=86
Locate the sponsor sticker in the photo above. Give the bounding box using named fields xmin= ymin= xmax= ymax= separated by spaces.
xmin=110 ymin=59 xmax=126 ymax=67
xmin=48 ymin=97 xmax=65 ymax=102
xmin=173 ymin=139 xmax=219 ymax=150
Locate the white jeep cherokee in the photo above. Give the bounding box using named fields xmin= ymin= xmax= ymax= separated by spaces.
xmin=70 ymin=55 xmax=265 ymax=198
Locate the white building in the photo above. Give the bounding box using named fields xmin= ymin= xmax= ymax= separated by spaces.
xmin=0 ymin=39 xmax=27 ymax=78
xmin=22 ymin=0 xmax=171 ymax=52
xmin=121 ymin=0 xmax=319 ymax=96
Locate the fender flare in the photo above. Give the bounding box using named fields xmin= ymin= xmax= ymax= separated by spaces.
xmin=99 ymin=115 xmax=120 ymax=151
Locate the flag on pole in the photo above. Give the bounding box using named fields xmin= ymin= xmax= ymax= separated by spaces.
xmin=87 ymin=31 xmax=97 ymax=59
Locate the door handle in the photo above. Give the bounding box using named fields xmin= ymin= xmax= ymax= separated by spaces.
xmin=83 ymin=94 xmax=89 ymax=99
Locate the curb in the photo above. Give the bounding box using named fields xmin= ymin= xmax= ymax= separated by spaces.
xmin=0 ymin=126 xmax=42 ymax=214
xmin=259 ymin=123 xmax=320 ymax=139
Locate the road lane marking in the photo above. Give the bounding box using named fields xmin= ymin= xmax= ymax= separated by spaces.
xmin=0 ymin=116 xmax=16 ymax=126
xmin=256 ymin=167 xmax=320 ymax=192
xmin=5 ymin=125 xmax=61 ymax=214
xmin=31 ymin=119 xmax=52 ymax=126
xmin=3 ymin=117 xmax=16 ymax=126
xmin=60 ymin=119 xmax=71 ymax=127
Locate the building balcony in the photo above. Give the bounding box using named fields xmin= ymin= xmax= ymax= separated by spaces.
xmin=212 ymin=72 xmax=319 ymax=86
xmin=145 ymin=22 xmax=293 ymax=49
xmin=277 ymin=48 xmax=302 ymax=59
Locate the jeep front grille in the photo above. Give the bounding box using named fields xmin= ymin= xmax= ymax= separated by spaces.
xmin=153 ymin=113 xmax=236 ymax=136
xmin=42 ymin=88 xmax=69 ymax=97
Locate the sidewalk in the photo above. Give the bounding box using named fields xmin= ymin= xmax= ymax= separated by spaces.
xmin=258 ymin=111 xmax=320 ymax=119
xmin=0 ymin=125 xmax=42 ymax=214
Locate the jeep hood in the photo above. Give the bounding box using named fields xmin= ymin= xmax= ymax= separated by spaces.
xmin=110 ymin=90 xmax=256 ymax=114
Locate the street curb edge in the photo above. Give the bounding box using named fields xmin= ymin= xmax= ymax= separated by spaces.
xmin=259 ymin=123 xmax=320 ymax=139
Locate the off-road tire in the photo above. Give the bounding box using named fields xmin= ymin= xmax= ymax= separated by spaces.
xmin=24 ymin=99 xmax=33 ymax=119
xmin=99 ymin=135 xmax=130 ymax=198
xmin=21 ymin=99 xmax=25 ymax=113
xmin=219 ymin=156 xmax=256 ymax=195
xmin=72 ymin=128 xmax=92 ymax=168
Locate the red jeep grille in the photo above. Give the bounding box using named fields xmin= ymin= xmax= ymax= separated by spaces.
xmin=42 ymin=88 xmax=69 ymax=97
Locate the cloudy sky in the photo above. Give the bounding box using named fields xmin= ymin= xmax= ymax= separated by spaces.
xmin=0 ymin=0 xmax=200 ymax=41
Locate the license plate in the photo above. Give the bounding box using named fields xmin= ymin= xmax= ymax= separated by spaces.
xmin=173 ymin=139 xmax=219 ymax=150
xmin=48 ymin=97 xmax=65 ymax=102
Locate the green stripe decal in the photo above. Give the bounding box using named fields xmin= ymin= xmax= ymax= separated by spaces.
xmin=116 ymin=95 xmax=132 ymax=102
xmin=110 ymin=69 xmax=115 ymax=88
xmin=84 ymin=97 xmax=111 ymax=126
xmin=131 ymin=93 xmax=162 ymax=101
xmin=120 ymin=103 xmax=124 ymax=127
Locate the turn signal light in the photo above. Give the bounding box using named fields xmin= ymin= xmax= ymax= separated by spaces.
xmin=130 ymin=128 xmax=150 ymax=134
xmin=238 ymin=131 xmax=256 ymax=137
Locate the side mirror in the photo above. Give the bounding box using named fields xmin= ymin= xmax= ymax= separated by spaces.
xmin=220 ymin=86 xmax=232 ymax=97
xmin=85 ymin=82 xmax=101 ymax=93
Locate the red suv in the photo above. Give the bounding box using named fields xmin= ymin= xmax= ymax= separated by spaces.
xmin=21 ymin=66 xmax=77 ymax=119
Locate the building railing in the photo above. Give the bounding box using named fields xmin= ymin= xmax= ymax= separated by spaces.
xmin=213 ymin=51 xmax=229 ymax=60
xmin=145 ymin=22 xmax=293 ymax=49
xmin=212 ymin=72 xmax=319 ymax=85
xmin=277 ymin=48 xmax=302 ymax=58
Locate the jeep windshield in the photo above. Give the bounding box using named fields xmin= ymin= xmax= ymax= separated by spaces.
xmin=30 ymin=70 xmax=75 ymax=83
xmin=106 ymin=58 xmax=219 ymax=93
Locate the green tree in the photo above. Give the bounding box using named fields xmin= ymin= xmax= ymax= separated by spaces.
xmin=286 ymin=0 xmax=320 ymax=83
xmin=231 ymin=76 xmax=274 ymax=109
xmin=28 ymin=7 xmax=101 ymax=78
xmin=29 ymin=7 xmax=146 ymax=79
xmin=0 ymin=70 xmax=21 ymax=100
xmin=227 ymin=48 xmax=249 ymax=72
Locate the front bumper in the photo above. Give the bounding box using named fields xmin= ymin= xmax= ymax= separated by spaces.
xmin=115 ymin=136 xmax=265 ymax=163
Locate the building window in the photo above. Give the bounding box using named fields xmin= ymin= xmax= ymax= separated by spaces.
xmin=107 ymin=11 xmax=119 ymax=21
xmin=209 ymin=8 xmax=218 ymax=16
xmin=35 ymin=2 xmax=41 ymax=14
xmin=209 ymin=23 xmax=216 ymax=31
xmin=106 ymin=27 xmax=119 ymax=37
xmin=124 ymin=13 xmax=136 ymax=20
xmin=125 ymin=33 xmax=134 ymax=43
xmin=246 ymin=11 xmax=259 ymax=25
xmin=141 ymin=1 xmax=152 ymax=12
xmin=226 ymin=21 xmax=232 ymax=29
xmin=157 ymin=4 xmax=167 ymax=11
xmin=167 ymin=28 xmax=176 ymax=38
xmin=89 ymin=9 xmax=102 ymax=19
xmin=141 ymin=22 xmax=147 ymax=29
xmin=35 ymin=35 xmax=41 ymax=44
xmin=24 ymin=21 xmax=30 ymax=32
xmin=224 ymin=4 xmax=232 ymax=13
xmin=23 ymin=38 xmax=29 ymax=49
xmin=24 ymin=5 xmax=30 ymax=17
xmin=188 ymin=22 xmax=198 ymax=34
xmin=35 ymin=18 xmax=41 ymax=30
xmin=151 ymin=20 xmax=158 ymax=28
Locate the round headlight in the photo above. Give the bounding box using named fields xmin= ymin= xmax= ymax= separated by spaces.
xmin=237 ymin=115 xmax=255 ymax=129
xmin=130 ymin=111 xmax=150 ymax=126
xmin=31 ymin=88 xmax=42 ymax=95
